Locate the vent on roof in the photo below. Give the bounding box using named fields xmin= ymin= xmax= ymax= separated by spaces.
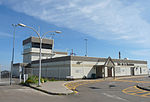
xmin=124 ymin=58 xmax=129 ymax=60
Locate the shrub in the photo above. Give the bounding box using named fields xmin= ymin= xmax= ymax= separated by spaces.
xmin=49 ymin=78 xmax=56 ymax=81
xmin=44 ymin=78 xmax=48 ymax=82
xmin=25 ymin=76 xmax=46 ymax=84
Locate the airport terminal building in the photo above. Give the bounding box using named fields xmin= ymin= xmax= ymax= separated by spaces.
xmin=13 ymin=37 xmax=149 ymax=79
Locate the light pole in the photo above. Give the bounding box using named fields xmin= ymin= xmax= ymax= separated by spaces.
xmin=84 ymin=38 xmax=88 ymax=57
xmin=0 ymin=64 xmax=1 ymax=81
xmin=10 ymin=24 xmax=18 ymax=85
xmin=18 ymin=23 xmax=61 ymax=86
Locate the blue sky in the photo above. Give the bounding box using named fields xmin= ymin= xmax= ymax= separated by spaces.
xmin=0 ymin=0 xmax=150 ymax=70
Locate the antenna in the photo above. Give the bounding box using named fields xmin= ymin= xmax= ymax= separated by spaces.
xmin=84 ymin=38 xmax=88 ymax=56
xmin=119 ymin=51 xmax=121 ymax=59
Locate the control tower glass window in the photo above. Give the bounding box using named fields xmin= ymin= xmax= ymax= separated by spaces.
xmin=32 ymin=42 xmax=52 ymax=49
xmin=23 ymin=43 xmax=31 ymax=50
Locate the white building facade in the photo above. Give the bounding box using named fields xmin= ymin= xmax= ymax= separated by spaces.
xmin=29 ymin=56 xmax=148 ymax=79
xmin=13 ymin=37 xmax=148 ymax=79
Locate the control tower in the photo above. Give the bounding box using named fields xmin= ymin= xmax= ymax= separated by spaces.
xmin=23 ymin=37 xmax=67 ymax=63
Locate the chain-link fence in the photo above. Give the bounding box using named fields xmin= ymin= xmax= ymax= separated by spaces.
xmin=0 ymin=70 xmax=21 ymax=85
xmin=10 ymin=67 xmax=69 ymax=84
xmin=22 ymin=67 xmax=67 ymax=80
xmin=0 ymin=71 xmax=11 ymax=85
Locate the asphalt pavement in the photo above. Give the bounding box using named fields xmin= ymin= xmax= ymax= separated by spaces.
xmin=0 ymin=77 xmax=150 ymax=102
xmin=75 ymin=80 xmax=150 ymax=102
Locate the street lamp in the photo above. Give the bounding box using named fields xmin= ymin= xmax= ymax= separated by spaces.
xmin=18 ymin=23 xmax=61 ymax=86
xmin=10 ymin=24 xmax=18 ymax=85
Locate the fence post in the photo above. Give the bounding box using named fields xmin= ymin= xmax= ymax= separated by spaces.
xmin=19 ymin=66 xmax=22 ymax=83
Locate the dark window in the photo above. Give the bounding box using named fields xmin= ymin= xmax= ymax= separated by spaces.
xmin=140 ymin=67 xmax=142 ymax=73
xmin=117 ymin=63 xmax=120 ymax=65
xmin=42 ymin=43 xmax=52 ymax=49
xmin=32 ymin=42 xmax=52 ymax=49
xmin=127 ymin=63 xmax=134 ymax=66
xmin=32 ymin=42 xmax=40 ymax=48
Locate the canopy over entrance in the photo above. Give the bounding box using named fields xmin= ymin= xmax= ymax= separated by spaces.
xmin=95 ymin=57 xmax=115 ymax=79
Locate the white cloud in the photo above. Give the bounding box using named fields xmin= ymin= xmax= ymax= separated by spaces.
xmin=129 ymin=49 xmax=150 ymax=65
xmin=130 ymin=49 xmax=150 ymax=57
xmin=1 ymin=0 xmax=150 ymax=45
xmin=0 ymin=32 xmax=13 ymax=38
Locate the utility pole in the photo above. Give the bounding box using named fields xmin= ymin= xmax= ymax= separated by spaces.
xmin=84 ymin=39 xmax=88 ymax=57
xmin=0 ymin=64 xmax=1 ymax=81
xmin=10 ymin=24 xmax=18 ymax=85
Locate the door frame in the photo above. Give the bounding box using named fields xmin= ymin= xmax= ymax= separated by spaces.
xmin=107 ymin=67 xmax=112 ymax=77
xmin=130 ymin=67 xmax=135 ymax=76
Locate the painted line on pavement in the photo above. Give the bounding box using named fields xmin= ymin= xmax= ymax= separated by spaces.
xmin=116 ymin=76 xmax=147 ymax=80
xmin=64 ymin=80 xmax=103 ymax=94
xmin=102 ymin=93 xmax=129 ymax=102
xmin=122 ymin=86 xmax=150 ymax=97
xmin=64 ymin=77 xmax=150 ymax=95
xmin=111 ymin=79 xmax=150 ymax=83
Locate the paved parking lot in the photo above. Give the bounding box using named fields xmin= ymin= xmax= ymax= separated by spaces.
xmin=122 ymin=86 xmax=150 ymax=97
xmin=74 ymin=80 xmax=150 ymax=102
xmin=0 ymin=77 xmax=150 ymax=102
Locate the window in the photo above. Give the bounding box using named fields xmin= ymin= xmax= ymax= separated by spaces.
xmin=117 ymin=63 xmax=120 ymax=65
xmin=23 ymin=43 xmax=31 ymax=50
xmin=140 ymin=67 xmax=142 ymax=73
xmin=32 ymin=42 xmax=40 ymax=48
xmin=32 ymin=42 xmax=52 ymax=49
xmin=42 ymin=43 xmax=52 ymax=49
xmin=127 ymin=63 xmax=134 ymax=66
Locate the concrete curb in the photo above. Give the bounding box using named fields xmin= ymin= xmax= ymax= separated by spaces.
xmin=64 ymin=79 xmax=104 ymax=94
xmin=136 ymin=84 xmax=150 ymax=91
xmin=23 ymin=78 xmax=126 ymax=95
xmin=26 ymin=84 xmax=74 ymax=95
xmin=26 ymin=80 xmax=102 ymax=95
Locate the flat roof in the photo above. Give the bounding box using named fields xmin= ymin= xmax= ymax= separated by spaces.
xmin=54 ymin=51 xmax=68 ymax=55
xmin=31 ymin=56 xmax=147 ymax=64
xmin=23 ymin=36 xmax=54 ymax=45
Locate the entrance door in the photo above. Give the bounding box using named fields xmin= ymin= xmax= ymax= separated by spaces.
xmin=130 ymin=67 xmax=134 ymax=76
xmin=107 ymin=67 xmax=112 ymax=77
xmin=96 ymin=66 xmax=103 ymax=78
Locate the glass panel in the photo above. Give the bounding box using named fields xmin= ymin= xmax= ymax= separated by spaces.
xmin=23 ymin=43 xmax=31 ymax=50
xmin=32 ymin=42 xmax=52 ymax=49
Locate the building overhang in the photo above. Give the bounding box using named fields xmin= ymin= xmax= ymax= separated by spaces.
xmin=23 ymin=36 xmax=54 ymax=45
xmin=13 ymin=63 xmax=28 ymax=67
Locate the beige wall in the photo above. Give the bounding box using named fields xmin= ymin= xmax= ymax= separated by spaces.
xmin=23 ymin=48 xmax=53 ymax=63
xmin=23 ymin=48 xmax=68 ymax=63
xmin=71 ymin=61 xmax=104 ymax=78
xmin=22 ymin=56 xmax=149 ymax=79
xmin=70 ymin=60 xmax=148 ymax=78
xmin=31 ymin=60 xmax=71 ymax=78
xmin=115 ymin=66 xmax=131 ymax=76
xmin=24 ymin=48 xmax=52 ymax=54
xmin=53 ymin=53 xmax=67 ymax=58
